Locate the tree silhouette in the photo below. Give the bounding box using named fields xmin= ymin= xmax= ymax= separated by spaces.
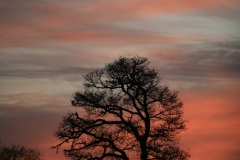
xmin=53 ymin=56 xmax=190 ymax=160
xmin=0 ymin=142 xmax=43 ymax=160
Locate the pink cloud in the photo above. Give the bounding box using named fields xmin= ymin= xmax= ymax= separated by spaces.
xmin=1 ymin=0 xmax=239 ymax=46
xmin=1 ymin=1 xmax=239 ymax=159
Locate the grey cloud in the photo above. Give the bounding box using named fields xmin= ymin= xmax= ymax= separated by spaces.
xmin=210 ymin=40 xmax=240 ymax=51
xmin=195 ymin=5 xmax=240 ymax=24
xmin=152 ymin=40 xmax=240 ymax=82
xmin=0 ymin=67 xmax=93 ymax=81
xmin=0 ymin=46 xmax=101 ymax=81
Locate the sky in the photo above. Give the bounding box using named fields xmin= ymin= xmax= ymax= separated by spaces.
xmin=0 ymin=0 xmax=240 ymax=159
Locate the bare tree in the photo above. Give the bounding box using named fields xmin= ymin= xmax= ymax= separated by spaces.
xmin=0 ymin=142 xmax=43 ymax=160
xmin=53 ymin=56 xmax=190 ymax=160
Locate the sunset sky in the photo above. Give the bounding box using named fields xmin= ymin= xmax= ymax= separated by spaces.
xmin=0 ymin=0 xmax=240 ymax=159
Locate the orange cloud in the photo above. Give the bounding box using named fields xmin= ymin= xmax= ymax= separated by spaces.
xmin=179 ymin=83 xmax=240 ymax=160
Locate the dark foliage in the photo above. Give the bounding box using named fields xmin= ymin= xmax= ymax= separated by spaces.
xmin=0 ymin=142 xmax=43 ymax=160
xmin=53 ymin=56 xmax=190 ymax=160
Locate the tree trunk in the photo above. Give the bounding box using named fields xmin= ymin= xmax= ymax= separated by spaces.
xmin=140 ymin=141 xmax=148 ymax=160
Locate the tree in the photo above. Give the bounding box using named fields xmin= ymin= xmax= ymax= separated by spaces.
xmin=53 ymin=56 xmax=190 ymax=160
xmin=0 ymin=142 xmax=43 ymax=160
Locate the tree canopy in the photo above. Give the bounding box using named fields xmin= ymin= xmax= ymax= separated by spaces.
xmin=53 ymin=56 xmax=190 ymax=160
xmin=0 ymin=142 xmax=43 ymax=160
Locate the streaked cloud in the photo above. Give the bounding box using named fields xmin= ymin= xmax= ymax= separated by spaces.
xmin=0 ymin=1 xmax=239 ymax=160
xmin=1 ymin=1 xmax=239 ymax=46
